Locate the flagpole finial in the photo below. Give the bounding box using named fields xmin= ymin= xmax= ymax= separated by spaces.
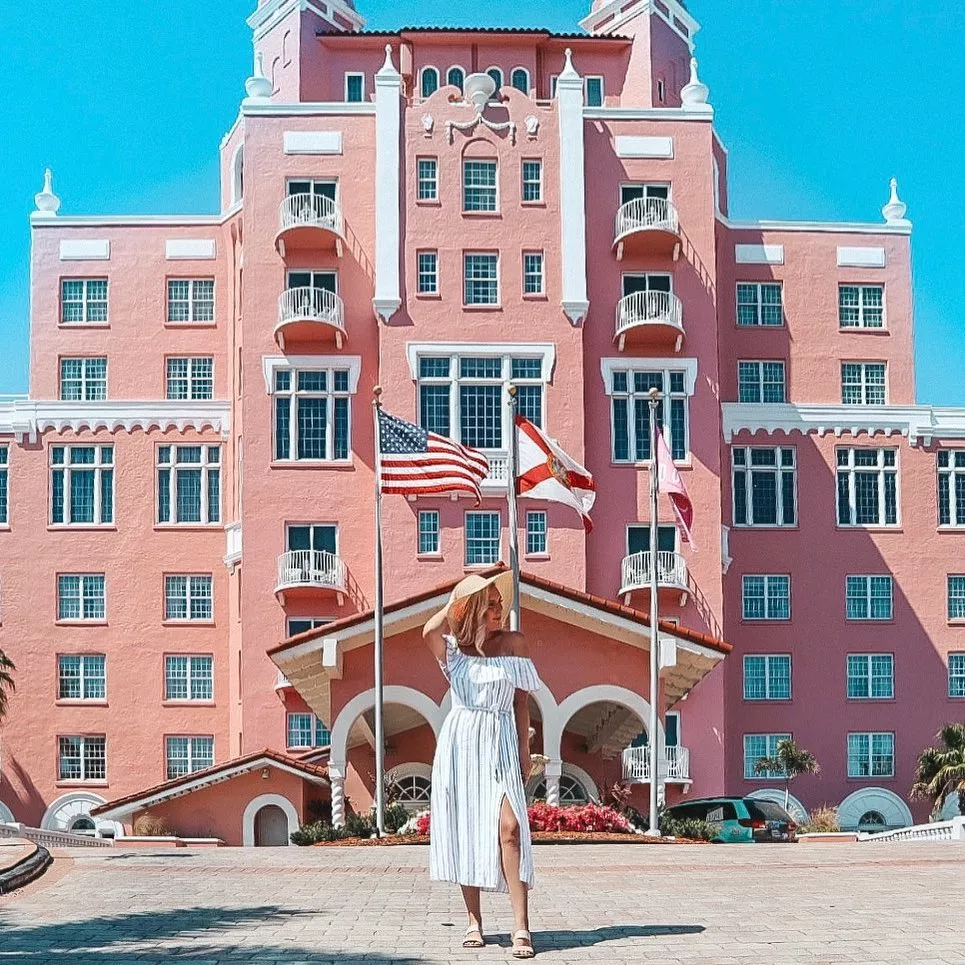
xmin=648 ymin=386 xmax=660 ymax=400
xmin=507 ymin=384 xmax=517 ymax=398
xmin=373 ymin=385 xmax=383 ymax=400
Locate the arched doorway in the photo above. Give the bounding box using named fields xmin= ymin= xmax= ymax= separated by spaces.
xmin=254 ymin=805 xmax=290 ymax=847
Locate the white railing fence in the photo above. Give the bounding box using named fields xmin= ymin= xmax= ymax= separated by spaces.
xmin=615 ymin=197 xmax=679 ymax=242
xmin=621 ymin=550 xmax=688 ymax=593
xmin=622 ymin=745 xmax=690 ymax=782
xmin=0 ymin=822 xmax=112 ymax=849
xmin=858 ymin=816 xmax=965 ymax=843
xmin=278 ymin=287 xmax=346 ymax=332
xmin=276 ymin=549 xmax=346 ymax=591
xmin=480 ymin=454 xmax=509 ymax=488
xmin=615 ymin=291 xmax=683 ymax=338
xmin=279 ymin=193 xmax=343 ymax=236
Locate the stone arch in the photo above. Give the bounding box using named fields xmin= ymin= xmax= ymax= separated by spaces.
xmin=837 ymin=788 xmax=913 ymax=831
xmin=41 ymin=791 xmax=121 ymax=838
xmin=242 ymin=793 xmax=298 ymax=847
xmin=746 ymin=788 xmax=808 ymax=824
xmin=0 ymin=801 xmax=14 ymax=823
xmin=546 ymin=684 xmax=663 ymax=762
xmin=462 ymin=136 xmax=498 ymax=159
xmin=328 ymin=685 xmax=445 ymax=769
xmin=230 ymin=144 xmax=244 ymax=206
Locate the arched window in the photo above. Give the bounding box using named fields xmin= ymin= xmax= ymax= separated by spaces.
xmin=486 ymin=67 xmax=503 ymax=91
xmin=389 ymin=775 xmax=432 ymax=811
xmin=511 ymin=68 xmax=530 ymax=94
xmin=529 ymin=774 xmax=590 ymax=806
xmin=421 ymin=66 xmax=439 ymax=98
xmin=858 ymin=810 xmax=887 ymax=829
xmin=70 ymin=816 xmax=97 ymax=836
xmin=230 ymin=145 xmax=244 ymax=206
xmin=447 ymin=66 xmax=465 ymax=92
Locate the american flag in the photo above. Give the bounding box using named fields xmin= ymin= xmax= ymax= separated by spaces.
xmin=378 ymin=409 xmax=490 ymax=504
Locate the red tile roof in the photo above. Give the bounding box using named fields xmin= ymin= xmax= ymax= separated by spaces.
xmin=317 ymin=27 xmax=630 ymax=41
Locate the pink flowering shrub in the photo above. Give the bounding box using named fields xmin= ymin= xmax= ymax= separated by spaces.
xmin=413 ymin=803 xmax=631 ymax=837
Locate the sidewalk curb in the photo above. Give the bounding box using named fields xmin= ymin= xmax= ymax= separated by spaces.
xmin=0 ymin=844 xmax=53 ymax=895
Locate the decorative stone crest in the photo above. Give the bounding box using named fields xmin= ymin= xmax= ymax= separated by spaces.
xmin=446 ymin=72 xmax=517 ymax=145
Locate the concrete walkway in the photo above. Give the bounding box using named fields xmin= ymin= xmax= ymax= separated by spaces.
xmin=0 ymin=837 xmax=34 ymax=875
xmin=0 ymin=842 xmax=963 ymax=964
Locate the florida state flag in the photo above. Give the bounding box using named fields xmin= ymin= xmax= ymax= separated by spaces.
xmin=656 ymin=429 xmax=695 ymax=546
xmin=515 ymin=416 xmax=596 ymax=532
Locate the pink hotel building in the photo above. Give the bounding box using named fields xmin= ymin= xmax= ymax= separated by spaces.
xmin=1 ymin=0 xmax=963 ymax=846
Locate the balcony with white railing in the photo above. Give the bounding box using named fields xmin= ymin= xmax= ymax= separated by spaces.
xmin=613 ymin=197 xmax=680 ymax=261
xmin=620 ymin=550 xmax=689 ymax=605
xmin=275 ymin=287 xmax=346 ymax=350
xmin=275 ymin=550 xmax=347 ymax=605
xmin=479 ymin=453 xmax=510 ymax=492
xmin=275 ymin=193 xmax=344 ymax=257
xmin=614 ymin=290 xmax=684 ymax=352
xmin=622 ymin=745 xmax=691 ymax=784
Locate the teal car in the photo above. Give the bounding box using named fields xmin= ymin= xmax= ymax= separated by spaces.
xmin=665 ymin=797 xmax=798 ymax=843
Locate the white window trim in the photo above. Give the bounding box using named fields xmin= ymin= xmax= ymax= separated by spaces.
xmin=0 ymin=442 xmax=8 ymax=527
xmin=521 ymin=159 xmax=543 ymax=203
xmin=286 ymin=713 xmax=330 ymax=749
xmin=462 ymin=250 xmax=500 ymax=306
xmin=522 ymin=251 xmax=545 ymax=296
xmin=416 ymin=156 xmax=438 ymax=202
xmin=836 ymin=447 xmax=900 ymax=528
xmin=949 ymin=575 xmax=965 ymax=622
xmin=732 ymin=445 xmax=798 ymax=528
xmin=156 ymin=444 xmax=221 ymax=526
xmin=525 ymin=509 xmax=548 ymax=557
xmin=417 ymin=509 xmax=441 ymax=557
xmin=50 ymin=444 xmax=114 ymax=527
xmin=166 ymin=278 xmax=215 ymax=325
xmin=485 ymin=65 xmax=503 ymax=89
xmin=743 ymin=733 xmax=791 ymax=781
xmin=462 ymin=159 xmax=499 ymax=214
xmin=841 ymin=361 xmax=888 ymax=406
xmin=164 ymin=574 xmax=214 ymax=623
xmin=585 ymin=74 xmax=605 ymax=106
xmin=60 ymin=357 xmax=108 ymax=402
xmin=58 ymin=653 xmax=107 ymax=701
xmin=286 ymin=617 xmax=332 ymax=636
xmin=948 ymin=652 xmax=965 ymax=698
xmin=845 ymin=575 xmax=894 ymax=621
xmin=60 ymin=278 xmax=109 ymax=326
xmin=58 ymin=735 xmax=107 ymax=783
xmin=420 ymin=65 xmax=440 ymax=99
xmin=446 ymin=65 xmax=466 ymax=89
xmin=846 ymin=653 xmax=894 ymax=700
xmin=164 ymin=654 xmax=214 ymax=702
xmin=737 ymin=360 xmax=786 ymax=404
xmin=742 ymin=654 xmax=792 ymax=701
xmin=285 ymin=521 xmax=339 ymax=557
xmin=839 ymin=283 xmax=885 ymax=330
xmin=165 ymin=357 xmax=214 ymax=401
xmin=736 ymin=281 xmax=784 ymax=327
xmin=417 ymin=250 xmax=439 ymax=295
xmin=344 ymin=71 xmax=365 ymax=102
xmin=262 ymin=355 xmax=361 ymax=395
xmin=407 ymin=343 xmax=555 ymax=382
xmin=166 ymin=735 xmax=215 ymax=779
xmin=271 ymin=366 xmax=353 ymax=464
xmin=57 ymin=574 xmax=106 ymax=624
xmin=465 ymin=510 xmax=503 ymax=568
xmin=510 ymin=66 xmax=531 ymax=94
xmin=742 ymin=574 xmax=791 ymax=621
xmin=847 ymin=732 xmax=895 ymax=778
xmin=938 ymin=451 xmax=965 ymax=528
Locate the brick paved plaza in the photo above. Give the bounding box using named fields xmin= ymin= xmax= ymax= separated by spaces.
xmin=1 ymin=843 xmax=964 ymax=964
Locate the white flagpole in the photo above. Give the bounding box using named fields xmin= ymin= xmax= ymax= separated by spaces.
xmin=506 ymin=385 xmax=522 ymax=632
xmin=645 ymin=386 xmax=662 ymax=837
xmin=372 ymin=386 xmax=386 ymax=836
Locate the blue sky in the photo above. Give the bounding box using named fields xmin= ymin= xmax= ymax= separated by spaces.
xmin=1 ymin=0 xmax=962 ymax=402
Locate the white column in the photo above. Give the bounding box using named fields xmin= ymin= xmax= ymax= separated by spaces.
xmin=373 ymin=44 xmax=402 ymax=322
xmin=329 ymin=762 xmax=346 ymax=828
xmin=556 ymin=49 xmax=589 ymax=326
xmin=544 ymin=760 xmax=563 ymax=807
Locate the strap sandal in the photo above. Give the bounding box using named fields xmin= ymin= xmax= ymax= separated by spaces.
xmin=511 ymin=929 xmax=535 ymax=958
xmin=463 ymin=924 xmax=485 ymax=948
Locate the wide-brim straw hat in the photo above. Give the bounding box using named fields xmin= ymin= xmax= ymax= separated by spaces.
xmin=445 ymin=570 xmax=515 ymax=625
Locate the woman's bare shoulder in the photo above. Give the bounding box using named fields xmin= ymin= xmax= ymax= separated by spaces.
xmin=501 ymin=631 xmax=529 ymax=658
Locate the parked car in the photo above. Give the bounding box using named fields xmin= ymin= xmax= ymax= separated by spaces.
xmin=665 ymin=797 xmax=798 ymax=843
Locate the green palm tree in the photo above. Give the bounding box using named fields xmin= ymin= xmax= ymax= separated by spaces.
xmin=753 ymin=738 xmax=820 ymax=813
xmin=911 ymin=723 xmax=965 ymax=818
xmin=0 ymin=648 xmax=14 ymax=722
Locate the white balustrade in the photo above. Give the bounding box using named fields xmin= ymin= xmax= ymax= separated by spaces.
xmin=0 ymin=822 xmax=112 ymax=848
xmin=858 ymin=816 xmax=965 ymax=843
xmin=620 ymin=550 xmax=688 ymax=595
xmin=276 ymin=549 xmax=346 ymax=593
xmin=279 ymin=192 xmax=343 ymax=237
xmin=615 ymin=291 xmax=684 ymax=342
xmin=621 ymin=745 xmax=691 ymax=783
xmin=480 ymin=454 xmax=510 ymax=489
xmin=614 ymin=197 xmax=679 ymax=245
xmin=278 ymin=287 xmax=345 ymax=334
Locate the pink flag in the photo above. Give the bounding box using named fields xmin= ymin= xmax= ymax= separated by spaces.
xmin=656 ymin=430 xmax=695 ymax=547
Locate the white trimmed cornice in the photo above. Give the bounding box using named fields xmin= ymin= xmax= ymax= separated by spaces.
xmin=31 ymin=213 xmax=233 ymax=228
xmin=722 ymin=403 xmax=965 ymax=447
xmin=580 ymin=0 xmax=699 ymax=44
xmin=718 ymin=214 xmax=911 ymax=237
xmin=247 ymin=0 xmax=365 ymax=42
xmin=0 ymin=400 xmax=231 ymax=444
xmin=242 ymin=101 xmax=376 ymax=117
xmin=585 ymin=107 xmax=714 ymax=122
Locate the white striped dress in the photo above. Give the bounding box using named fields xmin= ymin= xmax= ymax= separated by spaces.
xmin=429 ymin=636 xmax=543 ymax=893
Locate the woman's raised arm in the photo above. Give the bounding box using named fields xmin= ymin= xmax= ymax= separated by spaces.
xmin=422 ymin=605 xmax=450 ymax=664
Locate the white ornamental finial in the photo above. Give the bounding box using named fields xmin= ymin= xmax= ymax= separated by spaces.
xmin=680 ymin=56 xmax=711 ymax=111
xmin=245 ymin=51 xmax=272 ymax=101
xmin=560 ymin=47 xmax=579 ymax=80
xmin=882 ymin=177 xmax=910 ymax=226
xmin=34 ymin=167 xmax=60 ymax=218
xmin=378 ymin=43 xmax=398 ymax=76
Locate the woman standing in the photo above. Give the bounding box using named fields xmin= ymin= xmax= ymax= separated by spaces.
xmin=423 ymin=571 xmax=542 ymax=959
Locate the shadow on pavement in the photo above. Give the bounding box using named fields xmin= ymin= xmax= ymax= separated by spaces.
xmin=493 ymin=923 xmax=706 ymax=952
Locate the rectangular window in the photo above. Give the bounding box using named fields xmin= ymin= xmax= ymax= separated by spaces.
xmin=949 ymin=576 xmax=965 ymax=621
xmin=847 ymin=654 xmax=894 ymax=699
xmin=846 ymin=575 xmax=893 ymax=620
xmin=286 ymin=713 xmax=330 ymax=749
xmin=157 ymin=445 xmax=220 ymax=524
xmin=61 ymin=279 xmax=108 ymax=324
xmin=167 ymin=279 xmax=215 ymax=324
xmin=464 ymin=253 xmax=499 ymax=305
xmin=58 ymin=655 xmax=106 ymax=700
xmin=417 ymin=251 xmax=438 ymax=295
xmin=164 ymin=655 xmax=214 ymax=701
xmin=609 ymin=368 xmax=690 ymax=462
xmin=842 ymin=362 xmax=887 ymax=405
xmin=165 ymin=736 xmax=214 ymax=779
xmin=836 ymin=448 xmax=899 ymax=526
xmin=164 ymin=575 xmax=213 ymax=622
xmin=0 ymin=444 xmax=7 ymax=526
xmin=417 ymin=158 xmax=438 ymax=201
xmin=743 ymin=655 xmax=791 ymax=701
xmin=50 ymin=445 xmax=114 ymax=526
xmin=344 ymin=72 xmax=364 ymax=102
xmin=526 ymin=510 xmax=547 ymax=556
xmin=847 ymin=732 xmax=895 ymax=777
xmin=737 ymin=282 xmax=783 ymax=327
xmin=521 ymin=160 xmax=542 ymax=203
xmin=839 ymin=285 xmax=884 ymax=329
xmin=523 ymin=252 xmax=544 ymax=295
xmin=287 ymin=617 xmax=331 ymax=636
xmin=273 ymin=367 xmax=352 ymax=462
xmin=166 ymin=357 xmax=213 ymax=401
xmin=737 ymin=361 xmax=786 ymax=404
xmin=465 ymin=511 xmax=500 ymax=566
xmin=463 ymin=160 xmax=497 ymax=212
xmin=57 ymin=574 xmax=105 ymax=622
xmin=59 ymin=735 xmax=106 ymax=781
xmin=585 ymin=75 xmax=604 ymax=107
xmin=743 ymin=733 xmax=790 ymax=779
xmin=937 ymin=451 xmax=965 ymax=527
xmin=60 ymin=358 xmax=107 ymax=401
xmin=742 ymin=575 xmax=790 ymax=621
xmin=949 ymin=653 xmax=965 ymax=698
xmin=418 ymin=509 xmax=440 ymax=555
xmin=732 ymin=446 xmax=797 ymax=527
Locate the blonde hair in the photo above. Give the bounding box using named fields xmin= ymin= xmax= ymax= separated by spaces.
xmin=449 ymin=587 xmax=493 ymax=655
